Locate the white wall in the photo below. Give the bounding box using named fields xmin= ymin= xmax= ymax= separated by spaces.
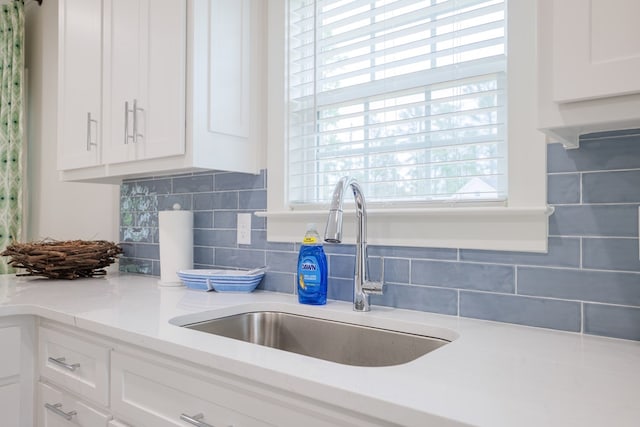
xmin=24 ymin=0 xmax=119 ymax=242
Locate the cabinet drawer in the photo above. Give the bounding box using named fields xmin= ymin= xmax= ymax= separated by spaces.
xmin=39 ymin=326 xmax=110 ymax=406
xmin=112 ymin=349 xmax=391 ymax=427
xmin=39 ymin=382 xmax=110 ymax=427
xmin=111 ymin=351 xmax=272 ymax=427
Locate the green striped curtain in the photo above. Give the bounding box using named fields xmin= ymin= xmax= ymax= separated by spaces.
xmin=0 ymin=1 xmax=23 ymax=274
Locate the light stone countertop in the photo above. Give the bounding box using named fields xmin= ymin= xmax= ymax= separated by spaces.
xmin=0 ymin=273 xmax=638 ymax=426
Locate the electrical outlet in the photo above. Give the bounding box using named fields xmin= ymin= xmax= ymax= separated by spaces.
xmin=237 ymin=213 xmax=252 ymax=245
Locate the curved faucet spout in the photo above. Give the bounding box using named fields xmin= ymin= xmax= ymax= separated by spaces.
xmin=325 ymin=177 xmax=366 ymax=244
xmin=324 ymin=177 xmax=383 ymax=312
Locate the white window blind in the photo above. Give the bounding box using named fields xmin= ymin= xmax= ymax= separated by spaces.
xmin=287 ymin=0 xmax=507 ymax=206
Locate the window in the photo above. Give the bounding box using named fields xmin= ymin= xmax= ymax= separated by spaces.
xmin=263 ymin=0 xmax=550 ymax=252
xmin=288 ymin=0 xmax=507 ymax=205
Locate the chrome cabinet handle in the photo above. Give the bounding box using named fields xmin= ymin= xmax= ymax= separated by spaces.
xmin=124 ymin=101 xmax=134 ymax=144
xmin=132 ymin=98 xmax=144 ymax=144
xmin=48 ymin=356 xmax=80 ymax=372
xmin=124 ymin=101 xmax=129 ymax=144
xmin=124 ymin=100 xmax=143 ymax=144
xmin=45 ymin=403 xmax=77 ymax=421
xmin=86 ymin=112 xmax=98 ymax=151
xmin=180 ymin=413 xmax=216 ymax=427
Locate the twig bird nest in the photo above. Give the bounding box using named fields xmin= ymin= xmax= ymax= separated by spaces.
xmin=0 ymin=240 xmax=123 ymax=279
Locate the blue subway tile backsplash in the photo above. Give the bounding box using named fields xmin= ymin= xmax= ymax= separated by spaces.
xmin=582 ymin=238 xmax=640 ymax=272
xmin=584 ymin=304 xmax=640 ymax=341
xmin=583 ymin=304 xmax=640 ymax=341
xmin=373 ymin=284 xmax=458 ymax=315
xmin=459 ymin=291 xmax=582 ymax=332
xmin=582 ymin=170 xmax=640 ymax=203
xmin=120 ymin=131 xmax=640 ymax=342
xmin=547 ymin=133 xmax=640 ymax=173
xmin=549 ymin=205 xmax=638 ymax=237
xmin=459 ymin=237 xmax=581 ymax=268
xmin=411 ymin=260 xmax=515 ymax=293
xmin=547 ymin=174 xmax=580 ymax=204
xmin=517 ymin=267 xmax=640 ymax=306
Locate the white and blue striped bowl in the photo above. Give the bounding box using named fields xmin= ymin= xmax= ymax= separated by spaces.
xmin=177 ymin=268 xmax=265 ymax=292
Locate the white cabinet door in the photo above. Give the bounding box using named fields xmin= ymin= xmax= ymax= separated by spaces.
xmin=0 ymin=324 xmax=20 ymax=377
xmin=102 ymin=0 xmax=140 ymax=164
xmin=0 ymin=382 xmax=21 ymax=427
xmin=551 ymin=0 xmax=640 ymax=103
xmin=0 ymin=325 xmax=21 ymax=427
xmin=189 ymin=0 xmax=255 ymax=173
xmin=38 ymin=382 xmax=111 ymax=427
xmin=0 ymin=317 xmax=35 ymax=427
xmin=57 ymin=0 xmax=102 ymax=170
xmin=142 ymin=0 xmax=186 ymax=160
xmin=103 ymin=0 xmax=186 ymax=165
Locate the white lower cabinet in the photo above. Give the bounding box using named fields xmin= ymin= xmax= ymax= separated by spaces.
xmin=110 ymin=348 xmax=391 ymax=427
xmin=32 ymin=321 xmax=390 ymax=427
xmin=0 ymin=316 xmax=35 ymax=427
xmin=0 ymin=382 xmax=22 ymax=427
xmin=39 ymin=382 xmax=111 ymax=427
xmin=112 ymin=350 xmax=281 ymax=427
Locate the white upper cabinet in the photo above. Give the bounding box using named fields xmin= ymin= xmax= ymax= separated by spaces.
xmin=57 ymin=0 xmax=102 ymax=170
xmin=538 ymin=0 xmax=640 ymax=147
xmin=103 ymin=0 xmax=186 ymax=165
xmin=551 ymin=0 xmax=640 ymax=102
xmin=188 ymin=0 xmax=259 ymax=174
xmin=57 ymin=0 xmax=264 ymax=182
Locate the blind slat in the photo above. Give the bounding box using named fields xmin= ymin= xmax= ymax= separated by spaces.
xmin=290 ymin=59 xmax=506 ymax=107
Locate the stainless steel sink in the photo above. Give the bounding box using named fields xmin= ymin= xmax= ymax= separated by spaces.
xmin=182 ymin=311 xmax=450 ymax=367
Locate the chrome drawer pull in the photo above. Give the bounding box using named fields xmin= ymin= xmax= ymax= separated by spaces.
xmin=45 ymin=403 xmax=77 ymax=420
xmin=48 ymin=356 xmax=80 ymax=372
xmin=180 ymin=413 xmax=216 ymax=427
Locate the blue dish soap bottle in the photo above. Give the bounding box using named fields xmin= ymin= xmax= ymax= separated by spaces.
xmin=297 ymin=223 xmax=327 ymax=305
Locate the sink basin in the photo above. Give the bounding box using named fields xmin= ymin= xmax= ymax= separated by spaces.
xmin=181 ymin=311 xmax=450 ymax=367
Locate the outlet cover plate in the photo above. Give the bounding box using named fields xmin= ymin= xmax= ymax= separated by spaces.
xmin=237 ymin=213 xmax=252 ymax=245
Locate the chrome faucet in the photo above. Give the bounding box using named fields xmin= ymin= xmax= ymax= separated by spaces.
xmin=324 ymin=176 xmax=383 ymax=312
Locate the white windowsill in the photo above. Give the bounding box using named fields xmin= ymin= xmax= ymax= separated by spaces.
xmin=256 ymin=206 xmax=553 ymax=252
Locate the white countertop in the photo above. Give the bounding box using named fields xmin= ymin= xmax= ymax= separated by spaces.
xmin=1 ymin=273 xmax=638 ymax=426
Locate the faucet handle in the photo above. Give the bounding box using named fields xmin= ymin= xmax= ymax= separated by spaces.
xmin=363 ymin=280 xmax=384 ymax=295
xmin=363 ymin=257 xmax=384 ymax=295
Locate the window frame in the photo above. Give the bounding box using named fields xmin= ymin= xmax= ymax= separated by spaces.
xmin=261 ymin=0 xmax=550 ymax=252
